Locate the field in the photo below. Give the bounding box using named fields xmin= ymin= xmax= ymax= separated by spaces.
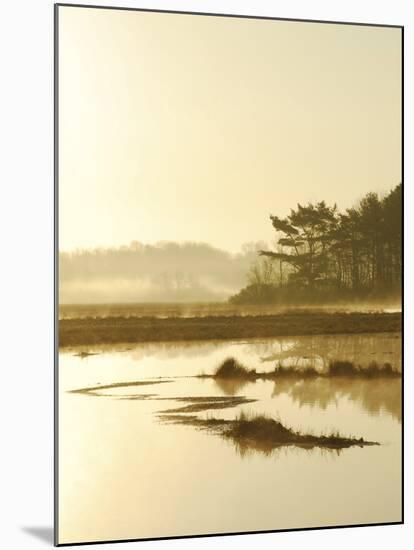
xmin=59 ymin=311 xmax=401 ymax=347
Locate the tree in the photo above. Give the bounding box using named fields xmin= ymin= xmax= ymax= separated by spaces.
xmin=229 ymin=184 xmax=402 ymax=305
xmin=382 ymin=183 xmax=402 ymax=286
xmin=260 ymin=201 xmax=337 ymax=288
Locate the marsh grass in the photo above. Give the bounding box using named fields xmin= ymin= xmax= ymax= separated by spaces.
xmin=205 ymin=357 xmax=401 ymax=382
xmin=159 ymin=410 xmax=378 ymax=453
xmin=227 ymin=411 xmax=374 ymax=449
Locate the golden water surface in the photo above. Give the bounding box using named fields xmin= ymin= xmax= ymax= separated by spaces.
xmin=58 ymin=333 xmax=402 ymax=544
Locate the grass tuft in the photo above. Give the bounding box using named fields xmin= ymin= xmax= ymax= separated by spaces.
xmin=214 ymin=357 xmax=256 ymax=379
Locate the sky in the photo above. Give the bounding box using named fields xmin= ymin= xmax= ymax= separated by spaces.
xmin=58 ymin=6 xmax=401 ymax=254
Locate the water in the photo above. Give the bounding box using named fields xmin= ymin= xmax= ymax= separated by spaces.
xmin=58 ymin=333 xmax=402 ymax=544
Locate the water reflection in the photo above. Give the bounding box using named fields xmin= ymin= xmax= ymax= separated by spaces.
xmin=65 ymin=332 xmax=402 ymax=424
xmin=213 ymin=377 xmax=251 ymax=395
xmin=230 ymin=436 xmax=351 ymax=459
xmin=64 ymin=333 xmax=401 ymax=374
xmin=271 ymin=378 xmax=401 ymax=422
xmin=206 ymin=375 xmax=401 ymax=422
xmin=69 ymin=371 xmax=401 ymax=424
xmin=255 ymin=333 xmax=401 ymax=372
xmin=59 ymin=331 xmax=402 ymax=542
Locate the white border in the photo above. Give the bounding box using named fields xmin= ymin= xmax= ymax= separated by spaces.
xmin=0 ymin=1 xmax=411 ymax=549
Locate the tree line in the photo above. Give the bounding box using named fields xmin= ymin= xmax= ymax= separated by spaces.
xmin=230 ymin=184 xmax=402 ymax=305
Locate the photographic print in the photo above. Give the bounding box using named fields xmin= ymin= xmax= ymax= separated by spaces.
xmin=56 ymin=4 xmax=403 ymax=545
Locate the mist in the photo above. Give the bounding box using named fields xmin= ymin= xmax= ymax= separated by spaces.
xmin=59 ymin=241 xmax=266 ymax=304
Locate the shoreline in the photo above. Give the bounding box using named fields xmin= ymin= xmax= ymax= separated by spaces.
xmin=59 ymin=311 xmax=401 ymax=348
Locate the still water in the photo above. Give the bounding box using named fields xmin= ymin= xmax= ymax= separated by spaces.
xmin=58 ymin=333 xmax=401 ymax=544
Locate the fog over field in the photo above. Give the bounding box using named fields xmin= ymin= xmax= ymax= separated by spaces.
xmin=59 ymin=241 xmax=265 ymax=303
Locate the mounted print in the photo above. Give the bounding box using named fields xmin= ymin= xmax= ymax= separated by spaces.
xmin=55 ymin=4 xmax=403 ymax=545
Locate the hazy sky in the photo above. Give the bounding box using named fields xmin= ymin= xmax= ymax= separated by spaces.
xmin=58 ymin=6 xmax=401 ymax=253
